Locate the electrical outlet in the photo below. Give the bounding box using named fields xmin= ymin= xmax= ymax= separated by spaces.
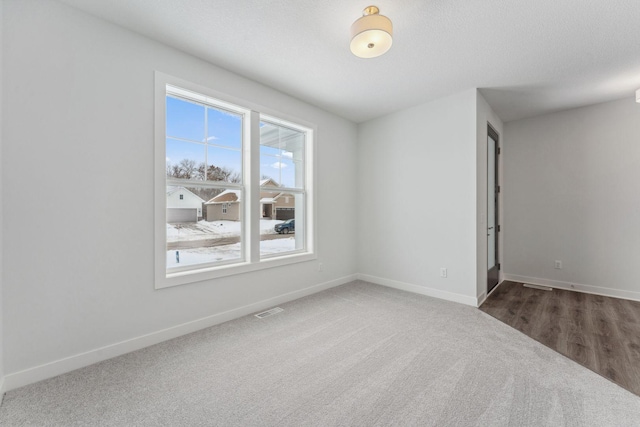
xmin=318 ymin=262 xmax=324 ymax=272
xmin=440 ymin=268 xmax=447 ymax=278
xmin=554 ymin=260 xmax=562 ymax=269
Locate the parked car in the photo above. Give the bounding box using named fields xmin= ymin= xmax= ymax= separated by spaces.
xmin=274 ymin=219 xmax=295 ymax=234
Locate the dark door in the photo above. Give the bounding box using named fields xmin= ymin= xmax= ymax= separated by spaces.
xmin=487 ymin=125 xmax=500 ymax=293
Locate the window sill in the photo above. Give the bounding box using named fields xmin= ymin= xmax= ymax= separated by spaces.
xmin=156 ymin=251 xmax=317 ymax=289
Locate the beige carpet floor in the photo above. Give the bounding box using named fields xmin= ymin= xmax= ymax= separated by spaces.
xmin=1 ymin=281 xmax=639 ymax=426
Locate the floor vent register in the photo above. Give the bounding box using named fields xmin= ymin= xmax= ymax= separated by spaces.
xmin=254 ymin=307 xmax=284 ymax=319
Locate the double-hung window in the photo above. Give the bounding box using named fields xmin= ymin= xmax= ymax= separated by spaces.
xmin=155 ymin=74 xmax=315 ymax=289
xmin=259 ymin=119 xmax=306 ymax=256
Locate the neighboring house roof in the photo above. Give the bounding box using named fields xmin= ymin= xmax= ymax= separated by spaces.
xmin=166 ymin=186 xmax=205 ymax=203
xmin=262 ymin=193 xmax=295 ymax=204
xmin=205 ymin=189 xmax=241 ymax=204
xmin=208 ymin=179 xmax=282 ymax=204
xmin=260 ymin=178 xmax=279 ymax=187
xmin=273 ymin=192 xmax=294 ymax=201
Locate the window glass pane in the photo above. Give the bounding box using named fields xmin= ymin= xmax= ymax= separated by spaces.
xmin=277 ymin=157 xmax=296 ymax=188
xmin=260 ymin=145 xmax=280 ymax=156
xmin=166 ymin=185 xmax=243 ymax=269
xmin=260 ymin=192 xmax=304 ymax=258
xmin=207 ymin=146 xmax=242 ymax=183
xmin=260 ymin=153 xmax=283 ymax=187
xmin=207 ymin=107 xmax=242 ymax=149
xmin=166 ymin=138 xmax=205 ymax=181
xmin=166 ymin=96 xmax=205 ymax=142
xmin=260 ymin=121 xmax=305 ymax=189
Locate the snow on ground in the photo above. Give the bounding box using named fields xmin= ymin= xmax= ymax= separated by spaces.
xmin=166 ymin=237 xmax=296 ymax=268
xmin=167 ymin=219 xmax=281 ymax=242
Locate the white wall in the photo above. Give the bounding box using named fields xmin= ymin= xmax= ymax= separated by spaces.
xmin=3 ymin=0 xmax=358 ymax=388
xmin=357 ymin=90 xmax=479 ymax=305
xmin=476 ymin=92 xmax=504 ymax=300
xmin=503 ymin=97 xmax=640 ymax=300
xmin=0 ymin=0 xmax=4 ymax=397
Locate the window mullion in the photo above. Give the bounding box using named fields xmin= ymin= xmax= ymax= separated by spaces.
xmin=204 ymin=104 xmax=208 ymax=181
xmin=165 ymin=178 xmax=242 ymax=190
xmin=247 ymin=110 xmax=261 ymax=263
xmin=275 ymin=187 xmax=305 ymax=194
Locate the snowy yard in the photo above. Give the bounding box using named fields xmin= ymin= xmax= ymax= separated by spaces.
xmin=167 ymin=219 xmax=281 ymax=242
xmin=166 ymin=237 xmax=296 ymax=268
xmin=166 ymin=219 xmax=298 ymax=268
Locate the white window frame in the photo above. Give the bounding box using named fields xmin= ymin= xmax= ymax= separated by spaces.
xmin=154 ymin=72 xmax=316 ymax=289
xmin=222 ymin=203 xmax=228 ymax=214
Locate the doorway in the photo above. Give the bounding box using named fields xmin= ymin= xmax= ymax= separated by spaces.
xmin=262 ymin=203 xmax=273 ymax=219
xmin=487 ymin=125 xmax=500 ymax=293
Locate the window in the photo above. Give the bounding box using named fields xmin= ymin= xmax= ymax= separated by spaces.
xmin=155 ymin=74 xmax=315 ymax=289
xmin=259 ymin=120 xmax=305 ymax=257
xmin=164 ymin=87 xmax=244 ymax=272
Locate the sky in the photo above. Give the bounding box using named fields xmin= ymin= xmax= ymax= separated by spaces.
xmin=166 ymin=95 xmax=299 ymax=187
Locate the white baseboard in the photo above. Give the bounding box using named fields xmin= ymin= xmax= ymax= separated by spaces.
xmin=3 ymin=274 xmax=357 ymax=392
xmin=503 ymin=274 xmax=640 ymax=302
xmin=477 ymin=292 xmax=487 ymax=306
xmin=0 ymin=377 xmax=5 ymax=406
xmin=479 ymin=278 xmax=508 ymax=306
xmin=357 ymin=274 xmax=478 ymax=307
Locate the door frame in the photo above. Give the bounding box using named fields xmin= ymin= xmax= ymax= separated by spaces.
xmin=487 ymin=124 xmax=500 ymax=294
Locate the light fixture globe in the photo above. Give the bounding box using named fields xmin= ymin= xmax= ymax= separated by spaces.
xmin=350 ymin=6 xmax=393 ymax=59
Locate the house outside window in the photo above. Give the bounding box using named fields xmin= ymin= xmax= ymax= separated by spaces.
xmin=155 ymin=74 xmax=315 ymax=289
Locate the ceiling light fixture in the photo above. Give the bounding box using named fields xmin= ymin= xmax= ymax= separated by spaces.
xmin=636 ymin=89 xmax=640 ymax=103
xmin=350 ymin=6 xmax=393 ymax=59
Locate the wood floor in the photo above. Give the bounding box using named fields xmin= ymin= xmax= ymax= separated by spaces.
xmin=480 ymin=280 xmax=640 ymax=397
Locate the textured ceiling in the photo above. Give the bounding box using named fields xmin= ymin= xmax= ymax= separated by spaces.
xmin=58 ymin=0 xmax=640 ymax=123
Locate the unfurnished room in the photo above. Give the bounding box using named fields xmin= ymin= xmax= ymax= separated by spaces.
xmin=0 ymin=0 xmax=639 ymax=425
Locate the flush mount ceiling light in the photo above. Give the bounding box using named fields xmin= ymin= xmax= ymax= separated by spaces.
xmin=350 ymin=5 xmax=393 ymax=59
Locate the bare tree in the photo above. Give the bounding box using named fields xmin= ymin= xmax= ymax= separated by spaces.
xmin=179 ymin=159 xmax=201 ymax=180
xmin=167 ymin=163 xmax=181 ymax=178
xmin=166 ymin=159 xmax=242 ymax=201
xmin=192 ymin=164 xmax=242 ymax=183
xmin=166 ymin=159 xmax=200 ymax=180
